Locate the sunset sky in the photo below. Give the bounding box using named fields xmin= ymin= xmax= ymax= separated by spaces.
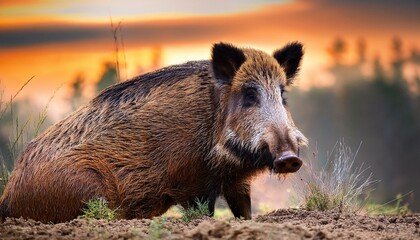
xmin=1 ymin=0 xmax=420 ymax=118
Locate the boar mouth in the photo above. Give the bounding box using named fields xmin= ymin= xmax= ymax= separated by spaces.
xmin=224 ymin=139 xmax=274 ymax=168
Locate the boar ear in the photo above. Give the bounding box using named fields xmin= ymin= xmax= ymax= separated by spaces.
xmin=212 ymin=42 xmax=246 ymax=84
xmin=273 ymin=42 xmax=303 ymax=85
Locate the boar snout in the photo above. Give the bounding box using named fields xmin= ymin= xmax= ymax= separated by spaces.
xmin=273 ymin=151 xmax=302 ymax=174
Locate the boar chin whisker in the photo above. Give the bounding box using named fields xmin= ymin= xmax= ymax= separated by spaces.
xmin=223 ymin=137 xmax=272 ymax=169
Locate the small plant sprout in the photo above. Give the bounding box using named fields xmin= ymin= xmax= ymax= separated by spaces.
xmin=82 ymin=197 xmax=118 ymax=221
xmin=180 ymin=198 xmax=210 ymax=222
xmin=291 ymin=140 xmax=377 ymax=212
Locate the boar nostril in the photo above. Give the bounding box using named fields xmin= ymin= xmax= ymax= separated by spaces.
xmin=273 ymin=154 xmax=303 ymax=174
xmin=292 ymin=162 xmax=301 ymax=168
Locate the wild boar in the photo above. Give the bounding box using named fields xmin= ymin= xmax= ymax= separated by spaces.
xmin=0 ymin=42 xmax=307 ymax=223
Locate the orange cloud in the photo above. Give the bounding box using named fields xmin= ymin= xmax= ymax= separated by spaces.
xmin=2 ymin=1 xmax=419 ymax=49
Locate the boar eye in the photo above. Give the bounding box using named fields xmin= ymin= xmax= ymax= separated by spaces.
xmin=242 ymin=87 xmax=259 ymax=108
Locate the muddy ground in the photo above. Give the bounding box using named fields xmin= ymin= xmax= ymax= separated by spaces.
xmin=1 ymin=209 xmax=419 ymax=239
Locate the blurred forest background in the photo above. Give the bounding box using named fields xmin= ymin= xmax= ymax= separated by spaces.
xmin=1 ymin=0 xmax=420 ymax=211
xmin=290 ymin=37 xmax=420 ymax=209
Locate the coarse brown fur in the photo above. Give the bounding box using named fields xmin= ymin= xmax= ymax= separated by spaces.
xmin=0 ymin=43 xmax=307 ymax=223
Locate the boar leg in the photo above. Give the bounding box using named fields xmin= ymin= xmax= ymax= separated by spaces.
xmin=223 ymin=182 xmax=251 ymax=219
xmin=205 ymin=189 xmax=218 ymax=216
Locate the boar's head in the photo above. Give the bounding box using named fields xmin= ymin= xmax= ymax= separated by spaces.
xmin=212 ymin=42 xmax=308 ymax=174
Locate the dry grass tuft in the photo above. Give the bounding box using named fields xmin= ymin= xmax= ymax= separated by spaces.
xmin=291 ymin=140 xmax=377 ymax=212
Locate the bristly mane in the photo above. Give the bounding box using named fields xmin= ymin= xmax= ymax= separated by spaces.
xmin=93 ymin=61 xmax=211 ymax=106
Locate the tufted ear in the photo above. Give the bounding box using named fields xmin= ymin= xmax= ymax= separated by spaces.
xmin=273 ymin=42 xmax=304 ymax=85
xmin=211 ymin=42 xmax=246 ymax=84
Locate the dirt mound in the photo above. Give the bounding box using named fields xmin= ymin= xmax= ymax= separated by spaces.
xmin=257 ymin=209 xmax=420 ymax=239
xmin=1 ymin=209 xmax=419 ymax=239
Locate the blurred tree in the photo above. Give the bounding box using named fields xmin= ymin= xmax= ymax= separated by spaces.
xmin=415 ymin=74 xmax=420 ymax=94
xmin=372 ymin=56 xmax=387 ymax=82
xmin=329 ymin=38 xmax=363 ymax=86
xmin=356 ymin=38 xmax=367 ymax=65
xmin=410 ymin=47 xmax=420 ymax=64
xmin=327 ymin=37 xmax=347 ymax=66
xmin=391 ymin=37 xmax=405 ymax=82
xmin=96 ymin=62 xmax=118 ymax=94
xmin=69 ymin=73 xmax=85 ymax=110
